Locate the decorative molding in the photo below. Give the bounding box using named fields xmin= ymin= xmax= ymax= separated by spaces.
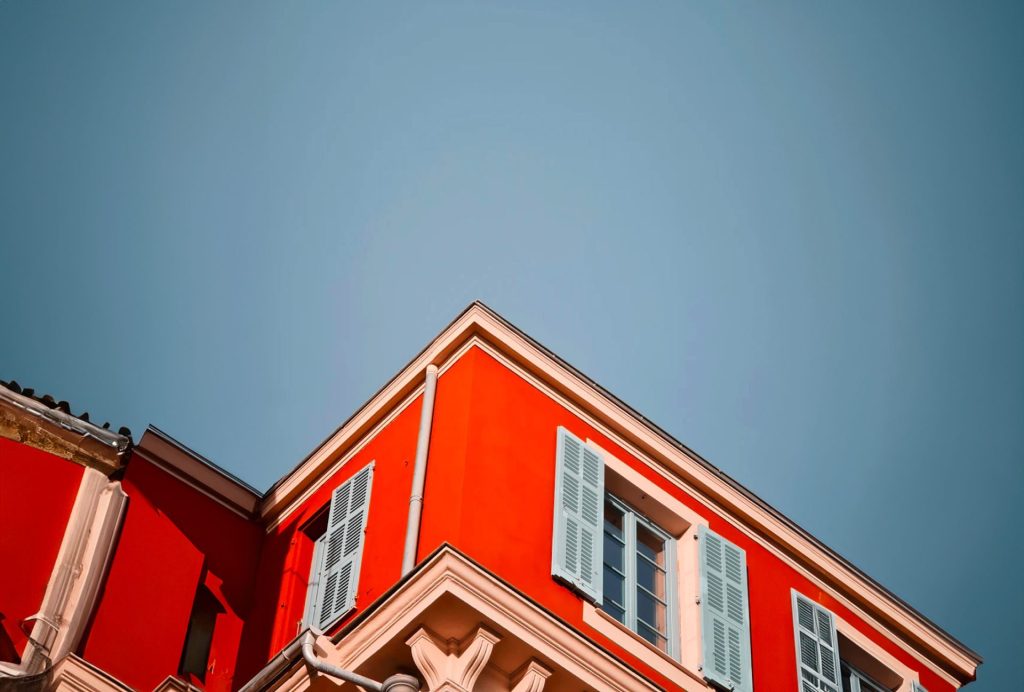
xmin=407 ymin=626 xmax=501 ymax=691
xmin=153 ymin=675 xmax=203 ymax=691
xmin=51 ymin=654 xmax=132 ymax=692
xmin=509 ymin=660 xmax=552 ymax=692
xmin=0 ymin=391 xmax=128 ymax=476
xmin=257 ymin=304 xmax=978 ymax=684
xmin=268 ymin=546 xmax=660 ymax=692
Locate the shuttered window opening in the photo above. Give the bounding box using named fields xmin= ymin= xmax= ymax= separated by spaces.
xmin=305 ymin=463 xmax=374 ymax=631
xmin=698 ymin=525 xmax=752 ymax=692
xmin=792 ymin=591 xmax=842 ymax=692
xmin=551 ymin=427 xmax=604 ymax=603
xmin=602 ymin=494 xmax=679 ymax=659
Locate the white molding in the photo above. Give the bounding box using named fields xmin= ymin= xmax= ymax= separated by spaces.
xmin=51 ymin=654 xmax=133 ymax=692
xmin=135 ymin=428 xmax=259 ymax=516
xmin=270 ymin=547 xmax=661 ymax=692
xmin=256 ymin=305 xmax=978 ymax=684
xmin=407 ymin=625 xmax=501 ymax=691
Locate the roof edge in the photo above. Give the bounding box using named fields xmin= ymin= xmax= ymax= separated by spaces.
xmin=258 ymin=301 xmax=981 ymax=681
xmin=135 ymin=425 xmax=261 ymax=516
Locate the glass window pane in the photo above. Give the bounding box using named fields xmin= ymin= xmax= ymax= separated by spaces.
xmin=603 ymin=565 xmax=625 ymax=607
xmin=637 ymin=621 xmax=667 ymax=652
xmin=604 ymin=500 xmax=624 ymax=540
xmin=604 ymin=531 xmax=624 ymax=572
xmin=603 ymin=600 xmax=626 ymax=624
xmin=636 ymin=555 xmax=665 ymax=598
xmin=636 ymin=588 xmax=666 ymax=634
xmin=841 ymin=666 xmax=853 ymax=692
xmin=636 ymin=523 xmax=665 ymax=567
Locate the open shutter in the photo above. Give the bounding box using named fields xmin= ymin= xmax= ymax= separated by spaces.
xmin=317 ymin=463 xmax=374 ymax=630
xmin=698 ymin=525 xmax=752 ymax=692
xmin=792 ymin=591 xmax=841 ymax=692
xmin=911 ymin=682 xmax=928 ymax=692
xmin=551 ymin=427 xmax=604 ymax=603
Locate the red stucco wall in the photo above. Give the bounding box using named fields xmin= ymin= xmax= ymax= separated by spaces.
xmin=236 ymin=395 xmax=423 ymax=683
xmin=412 ymin=346 xmax=955 ymax=692
xmin=67 ymin=343 xmax=954 ymax=690
xmin=244 ymin=345 xmax=954 ymax=691
xmin=0 ymin=438 xmax=83 ymax=662
xmin=82 ymin=453 xmax=262 ymax=691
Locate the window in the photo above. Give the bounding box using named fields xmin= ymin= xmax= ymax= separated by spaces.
xmin=179 ymin=583 xmax=223 ymax=682
xmin=551 ymin=426 xmax=752 ymax=692
xmin=601 ymin=494 xmax=676 ymax=654
xmin=841 ymin=662 xmax=891 ymax=692
xmin=303 ymin=463 xmax=374 ymax=631
xmin=793 ymin=592 xmax=917 ymax=692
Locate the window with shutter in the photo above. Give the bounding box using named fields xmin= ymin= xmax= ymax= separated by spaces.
xmin=551 ymin=427 xmax=604 ymax=602
xmin=911 ymin=682 xmax=928 ymax=692
xmin=601 ymin=494 xmax=679 ymax=658
xmin=698 ymin=525 xmax=752 ymax=692
xmin=792 ymin=591 xmax=842 ymax=692
xmin=305 ymin=463 xmax=374 ymax=631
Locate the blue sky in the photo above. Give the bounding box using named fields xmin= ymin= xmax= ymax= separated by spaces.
xmin=2 ymin=2 xmax=1020 ymax=688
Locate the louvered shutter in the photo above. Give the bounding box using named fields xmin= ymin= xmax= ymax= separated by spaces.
xmin=317 ymin=463 xmax=374 ymax=629
xmin=911 ymin=682 xmax=928 ymax=692
xmin=791 ymin=591 xmax=841 ymax=692
xmin=698 ymin=525 xmax=752 ymax=692
xmin=551 ymin=427 xmax=604 ymax=603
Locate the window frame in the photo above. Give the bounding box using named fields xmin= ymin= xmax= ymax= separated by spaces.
xmin=841 ymin=660 xmax=893 ymax=692
xmin=601 ymin=492 xmax=680 ymax=660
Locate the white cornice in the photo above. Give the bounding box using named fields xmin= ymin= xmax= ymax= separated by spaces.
xmin=257 ymin=303 xmax=980 ymax=684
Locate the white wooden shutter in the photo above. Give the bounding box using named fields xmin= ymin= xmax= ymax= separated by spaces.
xmin=551 ymin=427 xmax=604 ymax=603
xmin=317 ymin=463 xmax=374 ymax=629
xmin=699 ymin=525 xmax=752 ymax=692
xmin=911 ymin=682 xmax=928 ymax=692
xmin=792 ymin=591 xmax=841 ymax=692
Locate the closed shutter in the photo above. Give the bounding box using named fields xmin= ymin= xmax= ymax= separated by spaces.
xmin=698 ymin=525 xmax=752 ymax=692
xmin=911 ymin=682 xmax=928 ymax=692
xmin=791 ymin=591 xmax=841 ymax=692
xmin=317 ymin=463 xmax=374 ymax=629
xmin=551 ymin=427 xmax=604 ymax=603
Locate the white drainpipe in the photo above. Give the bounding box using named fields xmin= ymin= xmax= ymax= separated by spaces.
xmin=239 ymin=630 xmax=419 ymax=692
xmin=301 ymin=632 xmax=419 ymax=692
xmin=401 ymin=365 xmax=438 ymax=576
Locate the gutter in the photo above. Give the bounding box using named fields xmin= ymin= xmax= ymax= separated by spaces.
xmin=0 ymin=385 xmax=130 ymax=455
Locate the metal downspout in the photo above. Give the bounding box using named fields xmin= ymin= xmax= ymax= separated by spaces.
xmin=402 ymin=365 xmax=438 ymax=576
xmin=300 ymin=633 xmax=418 ymax=692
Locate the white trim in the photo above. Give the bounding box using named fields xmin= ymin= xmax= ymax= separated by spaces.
xmin=134 ymin=427 xmax=260 ymax=517
xmin=591 ymin=438 xmax=709 ymax=679
xmin=582 ymin=602 xmax=710 ymax=691
xmin=51 ymin=653 xmax=133 ymax=692
xmin=834 ymin=611 xmax=923 ymax=692
xmin=270 ymin=547 xmax=661 ymax=692
xmin=136 ymin=449 xmax=254 ymax=520
xmin=257 ymin=305 xmax=978 ymax=684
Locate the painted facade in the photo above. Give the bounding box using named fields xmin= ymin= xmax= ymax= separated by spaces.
xmin=0 ymin=304 xmax=981 ymax=692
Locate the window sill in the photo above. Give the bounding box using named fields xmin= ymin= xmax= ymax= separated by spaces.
xmin=582 ymin=602 xmax=709 ymax=691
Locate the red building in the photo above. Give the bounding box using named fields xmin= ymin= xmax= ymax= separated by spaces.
xmin=0 ymin=304 xmax=981 ymax=692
